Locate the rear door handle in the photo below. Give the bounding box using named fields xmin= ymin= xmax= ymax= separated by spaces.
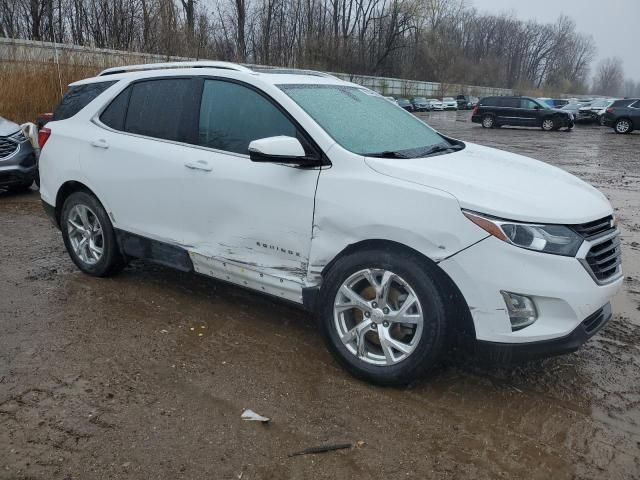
xmin=90 ymin=139 xmax=109 ymax=149
xmin=184 ymin=160 xmax=212 ymax=172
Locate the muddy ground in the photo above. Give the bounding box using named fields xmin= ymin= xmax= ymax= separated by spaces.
xmin=1 ymin=114 xmax=639 ymax=480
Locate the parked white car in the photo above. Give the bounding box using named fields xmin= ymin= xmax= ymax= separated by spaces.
xmin=39 ymin=62 xmax=622 ymax=385
xmin=442 ymin=97 xmax=458 ymax=110
xmin=427 ymin=99 xmax=443 ymax=111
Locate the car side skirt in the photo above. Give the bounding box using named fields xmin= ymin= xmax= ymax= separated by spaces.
xmin=115 ymin=229 xmax=194 ymax=272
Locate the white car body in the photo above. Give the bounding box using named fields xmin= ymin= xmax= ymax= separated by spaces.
xmin=39 ymin=63 xmax=622 ymax=364
xmin=442 ymin=97 xmax=458 ymax=110
xmin=427 ymin=99 xmax=444 ymax=111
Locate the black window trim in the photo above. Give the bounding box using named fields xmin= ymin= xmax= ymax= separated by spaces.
xmin=93 ymin=74 xmax=330 ymax=167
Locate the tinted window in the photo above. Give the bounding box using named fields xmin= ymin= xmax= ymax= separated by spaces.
xmin=520 ymin=99 xmax=540 ymax=109
xmin=501 ymin=98 xmax=520 ymax=108
xmin=124 ymin=79 xmax=195 ymax=141
xmin=481 ymin=97 xmax=498 ymax=106
xmin=631 ymin=101 xmax=640 ymax=108
xmin=53 ymin=81 xmax=116 ymax=120
xmin=612 ymin=99 xmax=635 ymax=108
xmin=199 ymin=80 xmax=296 ymax=154
xmin=99 ymin=87 xmax=131 ymax=131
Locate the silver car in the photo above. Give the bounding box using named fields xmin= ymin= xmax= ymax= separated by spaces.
xmin=0 ymin=117 xmax=37 ymax=192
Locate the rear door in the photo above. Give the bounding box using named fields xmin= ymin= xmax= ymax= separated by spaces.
xmin=495 ymin=97 xmax=520 ymax=125
xmin=181 ymin=78 xmax=321 ymax=300
xmin=86 ymin=77 xmax=200 ymax=243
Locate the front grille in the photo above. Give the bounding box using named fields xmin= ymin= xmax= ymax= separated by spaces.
xmin=584 ymin=234 xmax=622 ymax=283
xmin=572 ymin=216 xmax=613 ymax=238
xmin=0 ymin=137 xmax=19 ymax=159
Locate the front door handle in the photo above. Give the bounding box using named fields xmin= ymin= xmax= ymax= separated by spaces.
xmin=184 ymin=160 xmax=212 ymax=172
xmin=90 ymin=139 xmax=109 ymax=149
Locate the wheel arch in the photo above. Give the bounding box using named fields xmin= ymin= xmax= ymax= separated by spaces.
xmin=307 ymin=238 xmax=476 ymax=344
xmin=54 ymin=180 xmax=102 ymax=227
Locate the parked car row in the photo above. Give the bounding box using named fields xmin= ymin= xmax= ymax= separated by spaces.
xmin=386 ymin=94 xmax=477 ymax=112
xmin=470 ymin=94 xmax=640 ymax=134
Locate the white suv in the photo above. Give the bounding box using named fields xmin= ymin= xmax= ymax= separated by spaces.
xmin=39 ymin=62 xmax=622 ymax=385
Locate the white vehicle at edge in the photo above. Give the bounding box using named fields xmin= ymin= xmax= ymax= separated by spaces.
xmin=39 ymin=62 xmax=622 ymax=385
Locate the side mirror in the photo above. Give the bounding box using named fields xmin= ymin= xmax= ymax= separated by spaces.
xmin=248 ymin=136 xmax=308 ymax=164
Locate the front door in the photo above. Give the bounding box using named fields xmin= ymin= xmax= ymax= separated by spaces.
xmin=182 ymin=78 xmax=321 ymax=302
xmin=519 ymin=98 xmax=543 ymax=127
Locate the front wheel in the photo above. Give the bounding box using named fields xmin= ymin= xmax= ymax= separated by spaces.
xmin=61 ymin=192 xmax=127 ymax=277
xmin=318 ymin=248 xmax=449 ymax=385
xmin=541 ymin=118 xmax=556 ymax=131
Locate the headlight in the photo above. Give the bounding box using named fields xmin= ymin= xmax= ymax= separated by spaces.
xmin=463 ymin=210 xmax=583 ymax=256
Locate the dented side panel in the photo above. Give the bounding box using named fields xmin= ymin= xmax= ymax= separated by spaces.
xmin=306 ymin=143 xmax=489 ymax=286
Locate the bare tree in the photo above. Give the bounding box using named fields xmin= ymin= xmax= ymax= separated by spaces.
xmin=592 ymin=57 xmax=624 ymax=96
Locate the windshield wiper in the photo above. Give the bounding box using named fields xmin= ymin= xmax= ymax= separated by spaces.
xmin=416 ymin=143 xmax=463 ymax=157
xmin=364 ymin=150 xmax=410 ymax=159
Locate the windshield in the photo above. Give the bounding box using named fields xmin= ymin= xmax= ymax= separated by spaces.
xmin=443 ymin=97 xmax=454 ymax=101
xmin=280 ymin=84 xmax=452 ymax=157
xmin=414 ymin=97 xmax=427 ymax=102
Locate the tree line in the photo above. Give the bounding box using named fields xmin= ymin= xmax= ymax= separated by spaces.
xmin=1 ymin=0 xmax=637 ymax=96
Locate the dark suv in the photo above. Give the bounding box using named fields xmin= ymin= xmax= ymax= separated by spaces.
xmin=602 ymin=98 xmax=640 ymax=134
xmin=472 ymin=96 xmax=574 ymax=131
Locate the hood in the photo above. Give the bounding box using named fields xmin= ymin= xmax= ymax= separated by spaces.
xmin=364 ymin=142 xmax=612 ymax=224
xmin=0 ymin=117 xmax=20 ymax=137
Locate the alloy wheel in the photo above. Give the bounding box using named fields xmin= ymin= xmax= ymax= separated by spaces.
xmin=333 ymin=269 xmax=424 ymax=366
xmin=542 ymin=119 xmax=554 ymax=130
xmin=67 ymin=204 xmax=104 ymax=265
xmin=615 ymin=120 xmax=630 ymax=133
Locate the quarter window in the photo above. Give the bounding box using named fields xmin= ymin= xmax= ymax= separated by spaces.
xmin=53 ymin=81 xmax=116 ymax=120
xmin=198 ymin=80 xmax=297 ymax=155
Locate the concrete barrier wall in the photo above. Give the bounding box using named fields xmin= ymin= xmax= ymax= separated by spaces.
xmin=0 ymin=37 xmax=513 ymax=98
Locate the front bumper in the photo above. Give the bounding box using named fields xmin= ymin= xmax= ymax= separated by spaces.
xmin=476 ymin=303 xmax=611 ymax=363
xmin=0 ymin=142 xmax=37 ymax=187
xmin=439 ymin=235 xmax=622 ymax=346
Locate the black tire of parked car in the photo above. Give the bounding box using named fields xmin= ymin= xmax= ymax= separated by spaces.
xmin=481 ymin=114 xmax=495 ymax=128
xmin=614 ymin=118 xmax=633 ymax=134
xmin=541 ymin=117 xmax=556 ymax=131
xmin=599 ymin=115 xmax=606 ymax=127
xmin=61 ymin=192 xmax=128 ymax=277
xmin=318 ymin=247 xmax=449 ymax=386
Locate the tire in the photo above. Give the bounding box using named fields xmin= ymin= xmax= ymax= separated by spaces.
xmin=61 ymin=192 xmax=127 ymax=277
xmin=318 ymin=248 xmax=449 ymax=386
xmin=481 ymin=114 xmax=495 ymax=128
xmin=599 ymin=115 xmax=606 ymax=127
xmin=614 ymin=118 xmax=632 ymax=134
xmin=541 ymin=117 xmax=556 ymax=131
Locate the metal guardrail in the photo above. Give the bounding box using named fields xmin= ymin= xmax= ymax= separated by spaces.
xmin=0 ymin=37 xmax=513 ymax=98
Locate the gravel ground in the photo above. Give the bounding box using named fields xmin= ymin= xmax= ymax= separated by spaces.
xmin=1 ymin=112 xmax=639 ymax=479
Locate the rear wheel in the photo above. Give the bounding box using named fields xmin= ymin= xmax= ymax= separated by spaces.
xmin=319 ymin=248 xmax=449 ymax=385
xmin=541 ymin=117 xmax=556 ymax=131
xmin=614 ymin=118 xmax=632 ymax=134
xmin=481 ymin=115 xmax=495 ymax=128
xmin=61 ymin=192 xmax=127 ymax=277
xmin=599 ymin=115 xmax=606 ymax=126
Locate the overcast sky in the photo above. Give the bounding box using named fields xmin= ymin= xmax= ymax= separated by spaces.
xmin=471 ymin=0 xmax=639 ymax=81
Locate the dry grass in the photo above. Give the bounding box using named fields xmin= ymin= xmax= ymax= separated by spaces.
xmin=0 ymin=60 xmax=100 ymax=124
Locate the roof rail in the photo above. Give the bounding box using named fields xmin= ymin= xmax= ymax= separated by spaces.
xmin=98 ymin=61 xmax=253 ymax=76
xmin=251 ymin=66 xmax=340 ymax=80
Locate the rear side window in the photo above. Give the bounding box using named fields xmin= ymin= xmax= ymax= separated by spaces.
xmin=500 ymin=98 xmax=519 ymax=108
xmin=53 ymin=81 xmax=116 ymax=120
xmin=631 ymin=100 xmax=640 ymax=108
xmin=481 ymin=97 xmax=497 ymax=106
xmin=198 ymin=79 xmax=297 ymax=154
xmin=612 ymin=99 xmax=635 ymax=108
xmin=100 ymin=87 xmax=131 ymax=131
xmin=124 ymin=79 xmax=196 ymax=142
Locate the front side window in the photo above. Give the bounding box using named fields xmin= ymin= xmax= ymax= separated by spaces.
xmin=521 ymin=99 xmax=540 ymax=110
xmin=54 ymin=81 xmax=116 ymax=120
xmin=124 ymin=79 xmax=195 ymax=142
xmin=198 ymin=80 xmax=297 ymax=155
xmin=280 ymin=85 xmax=449 ymax=157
